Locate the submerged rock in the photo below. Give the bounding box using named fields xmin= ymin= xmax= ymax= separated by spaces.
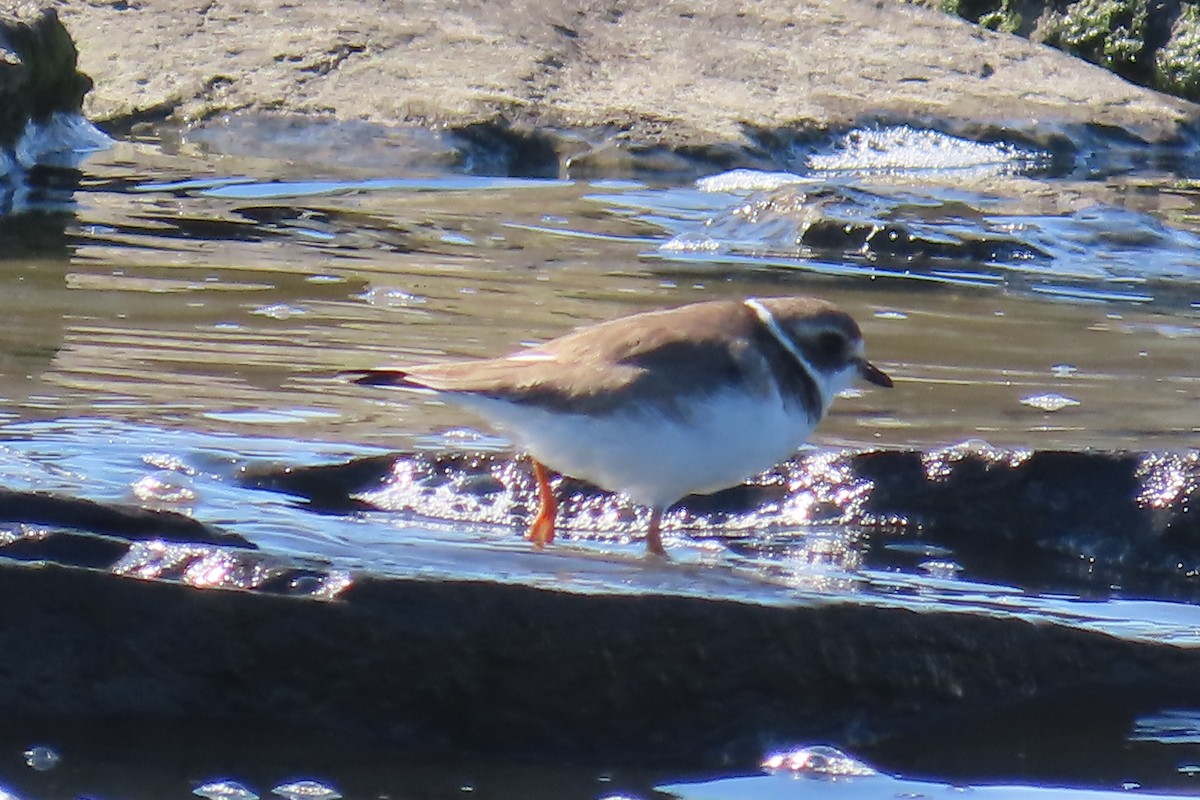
xmin=0 ymin=487 xmax=252 ymax=549
xmin=669 ymin=180 xmax=1052 ymax=269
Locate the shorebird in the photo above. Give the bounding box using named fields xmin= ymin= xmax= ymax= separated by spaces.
xmin=347 ymin=296 xmax=892 ymax=555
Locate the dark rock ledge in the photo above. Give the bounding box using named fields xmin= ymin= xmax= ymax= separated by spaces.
xmin=2 ymin=446 xmax=1200 ymax=771
xmin=2 ymin=555 xmax=1199 ymax=770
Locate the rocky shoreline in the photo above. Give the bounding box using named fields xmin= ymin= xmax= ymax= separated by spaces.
xmin=4 ymin=3 xmax=1197 ymax=178
xmin=2 ymin=1 xmax=1199 ymax=785
xmin=41 ymin=0 xmax=1200 ymax=154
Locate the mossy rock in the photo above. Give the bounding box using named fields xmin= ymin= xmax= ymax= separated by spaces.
xmin=932 ymin=0 xmax=1200 ymax=103
xmin=1156 ymin=4 xmax=1200 ymax=101
xmin=1039 ymin=0 xmax=1151 ymax=80
xmin=937 ymin=0 xmax=1032 ymax=34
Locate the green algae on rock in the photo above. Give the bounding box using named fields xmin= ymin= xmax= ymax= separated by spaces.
xmin=937 ymin=0 xmax=1200 ymax=104
xmin=1156 ymin=4 xmax=1200 ymax=100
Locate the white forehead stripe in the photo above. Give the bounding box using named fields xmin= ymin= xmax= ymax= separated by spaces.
xmin=743 ymin=297 xmax=825 ymax=404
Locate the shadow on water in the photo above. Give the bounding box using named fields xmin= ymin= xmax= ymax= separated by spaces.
xmin=0 ymin=116 xmax=1200 ymax=797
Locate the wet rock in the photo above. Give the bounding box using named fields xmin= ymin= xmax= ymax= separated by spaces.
xmin=0 ymin=515 xmax=351 ymax=595
xmin=0 ymin=7 xmax=109 ymax=220
xmin=0 ymin=7 xmax=93 ymax=150
xmin=456 ymin=472 xmax=506 ymax=497
xmin=851 ymin=447 xmax=1200 ymax=578
xmin=238 ymin=454 xmax=395 ymax=514
xmin=247 ymin=446 xmax=1200 ymax=583
xmin=451 ymin=121 xmax=578 ymax=179
xmin=110 ymin=541 xmax=351 ymax=597
xmin=0 ymin=528 xmax=128 ymax=569
xmin=0 ymin=488 xmax=253 ymax=548
xmin=55 ymin=0 xmax=1199 ymax=162
xmin=8 ymin=446 xmax=1200 ymax=770
xmin=0 ymin=557 xmax=1199 ymax=767
xmin=686 ymin=182 xmax=1053 ymax=270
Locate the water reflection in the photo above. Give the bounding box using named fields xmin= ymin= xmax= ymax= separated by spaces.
xmin=0 ymin=143 xmax=1192 ymax=451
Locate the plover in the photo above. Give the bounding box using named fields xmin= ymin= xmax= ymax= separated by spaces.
xmin=348 ymin=296 xmax=892 ymax=555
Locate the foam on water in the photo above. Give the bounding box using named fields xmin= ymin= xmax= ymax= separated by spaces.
xmin=21 ymin=747 xmax=58 ymax=773
xmin=2 ymin=111 xmax=112 ymax=178
xmin=803 ymin=125 xmax=1050 ymax=178
xmin=271 ymin=780 xmax=341 ymax=800
xmin=194 ymin=781 xmax=259 ymax=800
xmin=696 ymin=169 xmax=814 ymax=193
xmin=761 ymin=745 xmax=877 ymax=776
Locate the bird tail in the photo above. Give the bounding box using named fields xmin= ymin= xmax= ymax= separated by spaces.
xmin=340 ymin=369 xmax=415 ymax=387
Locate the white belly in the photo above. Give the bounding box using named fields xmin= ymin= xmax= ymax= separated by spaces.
xmin=452 ymin=389 xmax=816 ymax=509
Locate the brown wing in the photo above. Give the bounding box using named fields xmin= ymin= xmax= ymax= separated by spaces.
xmin=397 ymin=300 xmax=777 ymax=417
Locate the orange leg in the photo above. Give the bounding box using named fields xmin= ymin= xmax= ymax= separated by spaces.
xmin=527 ymin=459 xmax=558 ymax=549
xmin=645 ymin=507 xmax=667 ymax=557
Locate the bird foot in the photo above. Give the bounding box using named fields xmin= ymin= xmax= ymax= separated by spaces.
xmin=527 ymin=511 xmax=556 ymax=549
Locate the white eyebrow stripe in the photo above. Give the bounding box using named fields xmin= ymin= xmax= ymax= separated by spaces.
xmin=743 ymin=297 xmax=825 ymax=405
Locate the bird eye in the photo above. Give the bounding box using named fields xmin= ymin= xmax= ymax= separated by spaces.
xmin=815 ymin=331 xmax=845 ymax=360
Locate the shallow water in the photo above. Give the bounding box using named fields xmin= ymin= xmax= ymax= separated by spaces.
xmin=3 ymin=118 xmax=1200 ymax=796
xmin=9 ymin=127 xmax=1200 ymax=453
